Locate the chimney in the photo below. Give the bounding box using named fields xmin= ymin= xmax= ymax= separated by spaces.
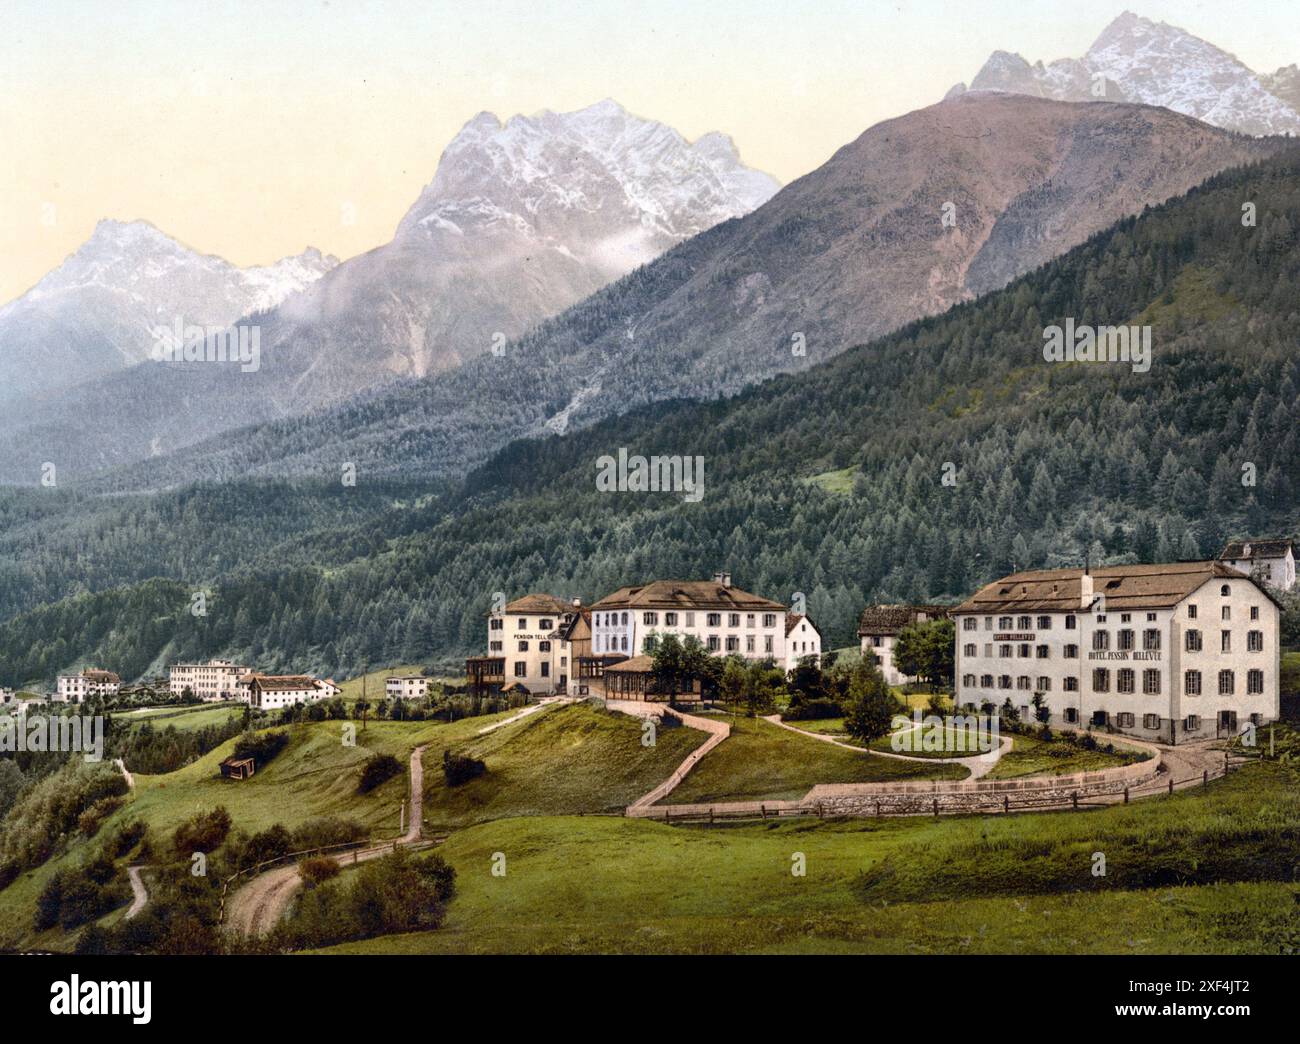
xmin=1243 ymin=542 xmax=1252 ymax=559
xmin=713 ymin=571 xmax=732 ymax=588
xmin=572 ymin=597 xmax=582 ymax=607
xmin=1080 ymin=569 xmax=1094 ymax=610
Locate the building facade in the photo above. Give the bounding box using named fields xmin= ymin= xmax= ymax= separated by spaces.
xmin=54 ymin=669 xmax=121 ymax=703
xmin=784 ymin=614 xmax=822 ymax=670
xmin=858 ymin=605 xmax=951 ymax=686
xmin=1218 ymin=539 xmax=1296 ymax=593
xmin=169 ymin=659 xmax=249 ymax=701
xmin=385 ymin=676 xmax=428 ymax=700
xmin=953 ymin=562 xmax=1280 ymax=744
xmin=590 ymin=574 xmax=797 ymax=666
xmin=241 ymin=674 xmax=333 ymax=710
xmin=483 ymin=594 xmax=582 ymax=695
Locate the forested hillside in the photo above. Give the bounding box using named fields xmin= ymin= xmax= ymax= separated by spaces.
xmin=1 ymin=152 xmax=1297 ymax=686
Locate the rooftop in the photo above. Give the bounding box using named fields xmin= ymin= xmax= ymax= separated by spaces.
xmin=500 ymin=593 xmax=578 ymax=616
xmin=591 ymin=579 xmax=785 ymax=612
xmin=1219 ymin=538 xmax=1295 ymax=561
xmin=857 ymin=604 xmax=951 ymax=637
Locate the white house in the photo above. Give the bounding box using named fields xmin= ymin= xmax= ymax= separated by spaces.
xmin=54 ymin=669 xmax=120 ymax=703
xmin=857 ymin=605 xmax=951 ymax=686
xmin=477 ymin=594 xmax=583 ymax=695
xmin=590 ymin=573 xmax=803 ymax=666
xmin=784 ymin=614 xmax=822 ymax=670
xmin=385 ymin=676 xmax=428 ymax=700
xmin=1218 ymin=539 xmax=1296 ymax=593
xmin=953 ymin=562 xmax=1280 ymax=744
xmin=239 ymin=674 xmax=336 ymax=709
xmin=169 ymin=659 xmax=249 ymax=701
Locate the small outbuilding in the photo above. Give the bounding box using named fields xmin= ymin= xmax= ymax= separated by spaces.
xmin=219 ymin=755 xmax=256 ymax=781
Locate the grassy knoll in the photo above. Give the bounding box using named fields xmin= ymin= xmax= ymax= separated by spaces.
xmin=312 ymin=760 xmax=1300 ymax=955
xmin=663 ymin=715 xmax=967 ymax=804
xmin=419 ymin=702 xmax=707 ymax=829
xmin=112 ymin=703 xmax=244 ymax=732
xmin=983 ymin=732 xmax=1150 ymax=780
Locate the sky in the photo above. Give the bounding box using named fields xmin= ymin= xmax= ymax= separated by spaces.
xmin=2 ymin=0 xmax=1299 ymax=303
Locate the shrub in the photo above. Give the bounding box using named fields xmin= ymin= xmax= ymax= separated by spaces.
xmin=173 ymin=807 xmax=233 ymax=857
xmin=108 ymin=819 xmax=148 ymax=859
xmin=442 ymin=749 xmax=486 ymax=787
xmin=784 ymin=697 xmax=843 ymax=721
xmin=232 ymin=729 xmax=289 ymax=768
xmin=298 ymin=856 xmax=341 ymax=888
xmin=239 ymin=824 xmax=294 ymax=869
xmin=77 ymin=796 xmax=124 ymax=837
xmin=289 ymin=817 xmax=366 ymax=850
xmin=356 ymin=754 xmax=402 ymax=794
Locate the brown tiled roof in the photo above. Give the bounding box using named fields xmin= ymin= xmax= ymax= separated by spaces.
xmin=246 ymin=674 xmax=319 ymax=692
xmin=785 ymin=614 xmax=820 ymax=636
xmin=954 ymin=561 xmax=1261 ymax=614
xmin=83 ymin=669 xmax=120 ymax=684
xmin=502 ymin=594 xmax=575 ymax=616
xmin=591 ymin=580 xmax=785 ymax=612
xmin=1219 ymin=539 xmax=1294 ymax=560
xmin=603 ymin=655 xmax=656 ymax=674
xmin=556 ymin=608 xmax=591 ymax=641
xmin=857 ymin=605 xmax=950 ymax=637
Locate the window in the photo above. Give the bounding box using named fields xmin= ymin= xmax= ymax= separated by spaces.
xmin=1185 ymin=670 xmax=1201 ymax=696
xmin=665 ymin=612 xmax=678 ymax=626
xmin=1064 ymin=643 xmax=1079 ymax=658
xmin=1248 ymin=669 xmax=1264 ymax=695
xmin=1117 ymin=669 xmax=1135 ymax=694
xmin=1144 ymin=713 xmax=1160 ymax=729
xmin=1037 ymin=676 xmax=1051 ymax=691
xmin=1017 ymin=676 xmax=1030 ymax=691
xmin=1117 ymin=712 xmax=1135 ymax=728
xmin=1018 ymin=644 xmax=1031 ymax=658
xmin=621 ymin=612 xmax=628 ymax=626
xmin=707 ymin=613 xmax=721 ymax=627
xmin=1064 ymin=707 xmax=1078 ymax=723
xmin=685 ymin=613 xmax=695 ymax=627
xmin=1092 ymin=631 xmax=1110 ymax=652
xmin=746 ymin=636 xmax=755 ymax=653
xmin=746 ymin=614 xmax=755 ymax=629
xmin=999 ymin=644 xmax=1012 ymax=658
xmin=1218 ymin=670 xmax=1235 ymax=696
xmin=489 ymin=641 xmax=502 ymax=652
xmin=1096 ymin=614 xmax=1107 ymax=623
xmin=1221 ymin=606 xmax=1231 ymax=621
xmin=1065 ymin=615 xmax=1077 ymax=630
xmin=518 ymin=640 xmax=529 ymax=652
xmin=1248 ymin=630 xmax=1263 ymax=652
xmin=998 ymin=675 xmax=1012 ymax=690
xmin=1143 ymin=629 xmax=1161 ymax=651
xmin=1118 ymin=629 xmax=1134 ymax=651
xmin=1036 ymin=645 xmax=1049 ymax=658
xmin=1221 ymin=631 xmax=1232 ymax=653
xmin=540 ymin=662 xmax=550 ymax=678
xmin=1064 ymin=678 xmax=1079 ymax=692
xmin=763 ymin=614 xmax=777 ymax=628
xmin=539 ymin=618 xmax=553 ymax=630
xmin=984 ymin=643 xmax=993 ymax=657
xmin=1037 ymin=616 xmax=1051 ymax=629
xmin=1142 ymin=669 xmax=1160 ymax=695
xmin=980 ymin=674 xmax=994 ymax=687
xmin=1017 ymin=616 xmax=1032 ymax=630
xmin=1185 ymin=630 xmax=1202 ymax=652
xmin=984 ymin=617 xmax=993 ymax=630
xmin=1120 ymin=613 xmax=1131 ymax=623
xmin=962 ymin=674 xmax=975 ymax=687
xmin=726 ymin=636 xmax=739 ymax=652
xmin=1250 ymin=606 xmax=1259 ymax=621
xmin=728 ymin=614 xmax=740 ymax=628
xmin=1146 ymin=612 xmax=1157 ymax=622
xmin=964 ymin=643 xmax=976 ymax=657
xmin=764 ymin=636 xmax=774 ymax=654
xmin=963 ymin=618 xmax=977 ymax=631
xmin=517 ymin=618 xmax=528 ymax=630
xmin=539 ymin=640 xmax=551 ymax=652
xmin=514 ymin=662 xmax=527 ymax=678
xmin=1188 ymin=604 xmax=1197 ymax=619
xmin=1092 ymin=711 xmax=1108 ymax=727
xmin=707 ymin=636 xmax=720 ymax=652
xmin=643 ymin=612 xmax=658 ymax=626
xmin=1185 ymin=715 xmax=1201 ymax=731
xmin=1220 ymin=584 xmax=1230 ymax=597
xmin=1092 ymin=668 xmax=1110 ymax=693
xmin=998 ymin=616 xmax=1012 ymax=629
xmin=490 ymin=618 xmax=503 ymax=631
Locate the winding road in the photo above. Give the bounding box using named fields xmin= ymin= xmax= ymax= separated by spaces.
xmin=124 ymin=865 xmax=149 ymax=920
xmin=224 ymin=743 xmax=429 ymax=938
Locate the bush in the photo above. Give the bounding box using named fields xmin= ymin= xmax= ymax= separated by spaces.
xmin=298 ymin=856 xmax=341 ymax=888
xmin=239 ymin=824 xmax=293 ymax=869
xmin=442 ymin=750 xmax=486 ymax=787
xmin=232 ymin=730 xmax=289 ymax=768
xmin=173 ymin=807 xmax=232 ymax=857
xmin=356 ymin=753 xmax=402 ymax=794
xmin=107 ymin=820 xmax=148 ymax=859
xmin=289 ymin=817 xmax=366 ymax=850
xmin=77 ymin=795 xmax=124 ymax=837
xmin=784 ymin=697 xmax=843 ymax=721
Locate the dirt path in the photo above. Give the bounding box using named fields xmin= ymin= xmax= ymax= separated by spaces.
xmin=114 ymin=757 xmax=134 ymax=790
xmin=125 ymin=866 xmax=149 ymax=920
xmin=225 ymin=744 xmax=429 ymax=938
xmin=475 ymin=696 xmax=572 ymax=735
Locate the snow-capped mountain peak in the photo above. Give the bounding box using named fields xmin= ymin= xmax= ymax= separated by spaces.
xmin=955 ymin=11 xmax=1300 ymax=137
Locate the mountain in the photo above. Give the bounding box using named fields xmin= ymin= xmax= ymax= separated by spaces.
xmin=0 ymin=101 xmax=777 ymax=485
xmin=1262 ymin=64 xmax=1300 ymax=113
xmin=952 ymin=11 xmax=1300 ymax=137
xmin=0 ymin=221 xmax=336 ymax=403
xmin=3 ymin=146 xmax=1298 ymax=681
xmin=91 ymin=93 xmax=1285 ymax=491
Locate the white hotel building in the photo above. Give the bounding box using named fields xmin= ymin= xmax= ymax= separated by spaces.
xmin=953 ymin=562 xmax=1280 ymax=744
xmin=590 ymin=574 xmax=817 ymax=671
xmin=169 ymin=659 xmax=249 ymax=701
xmin=54 ymin=669 xmax=120 ymax=703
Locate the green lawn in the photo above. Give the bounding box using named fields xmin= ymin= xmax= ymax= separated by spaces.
xmin=419 ymin=702 xmax=707 ymax=829
xmin=662 ymin=715 xmax=967 ymax=804
xmin=984 ymin=732 xmax=1150 ymax=780
xmin=312 ymin=760 xmax=1300 ymax=955
xmin=112 ymin=703 xmax=244 ymax=732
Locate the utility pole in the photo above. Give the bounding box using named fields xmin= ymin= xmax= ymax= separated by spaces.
xmin=399 ymin=799 xmax=405 ymax=837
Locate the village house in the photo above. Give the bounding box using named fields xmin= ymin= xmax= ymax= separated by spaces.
xmin=784 ymin=614 xmax=822 ymax=669
xmin=237 ymin=673 xmax=335 ymax=710
xmin=1218 ymin=538 xmax=1296 ymax=593
xmin=385 ymin=676 xmax=428 ymax=700
xmin=168 ymin=659 xmax=249 ymax=701
xmin=953 ymin=562 xmax=1281 ymax=744
xmin=858 ymin=605 xmax=951 ymax=685
xmin=54 ymin=669 xmax=121 ymax=703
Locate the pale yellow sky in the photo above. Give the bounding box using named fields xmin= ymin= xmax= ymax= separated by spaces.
xmin=3 ymin=0 xmax=1298 ymax=303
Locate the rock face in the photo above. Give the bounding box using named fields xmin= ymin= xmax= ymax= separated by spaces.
xmin=0 ymin=221 xmax=336 ymax=402
xmin=0 ymin=100 xmax=777 ymax=480
xmin=954 ymin=11 xmax=1300 ymax=136
xmin=1262 ymin=64 xmax=1300 ymax=113
xmin=87 ymin=93 xmax=1286 ymax=491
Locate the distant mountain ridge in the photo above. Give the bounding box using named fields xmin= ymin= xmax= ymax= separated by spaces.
xmin=0 ymin=221 xmax=336 ymax=403
xmin=948 ymin=11 xmax=1300 ymax=137
xmin=81 ymin=93 xmax=1287 ymax=492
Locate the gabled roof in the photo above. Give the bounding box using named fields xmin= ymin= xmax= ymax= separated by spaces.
xmin=857 ymin=605 xmax=950 ymax=637
xmin=954 ymin=561 xmax=1267 ymax=614
xmin=785 ymin=614 xmax=820 ymax=636
xmin=591 ymin=580 xmax=785 ymax=612
xmin=500 ymin=594 xmax=576 ymax=616
xmin=556 ymin=608 xmax=591 ymax=641
xmin=245 ymin=674 xmax=320 ymax=692
xmin=602 ymin=655 xmax=656 ymax=674
xmin=1219 ymin=538 xmax=1295 ymax=560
